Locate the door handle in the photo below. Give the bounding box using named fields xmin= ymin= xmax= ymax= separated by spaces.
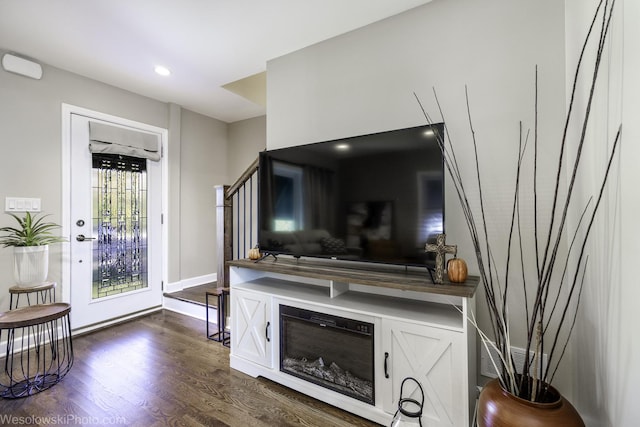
xmin=384 ymin=352 xmax=390 ymax=378
xmin=76 ymin=234 xmax=97 ymax=242
xmin=266 ymin=321 xmax=271 ymax=342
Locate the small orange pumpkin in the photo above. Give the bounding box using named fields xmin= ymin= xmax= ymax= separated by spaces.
xmin=447 ymin=257 xmax=468 ymax=283
xmin=248 ymin=247 xmax=261 ymax=260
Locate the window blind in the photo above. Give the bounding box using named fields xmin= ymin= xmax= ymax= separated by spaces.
xmin=89 ymin=121 xmax=161 ymax=161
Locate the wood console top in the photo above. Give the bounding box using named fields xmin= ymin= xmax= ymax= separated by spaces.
xmin=228 ymin=258 xmax=478 ymax=298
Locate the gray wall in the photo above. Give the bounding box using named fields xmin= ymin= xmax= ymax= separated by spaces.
xmin=179 ymin=109 xmax=228 ymax=279
xmin=228 ymin=115 xmax=266 ymax=179
xmin=227 ymin=116 xmax=266 ymax=256
xmin=0 ymin=51 xmax=229 ymax=309
xmin=267 ymin=0 xmax=571 ymax=396
xmin=267 ymin=1 xmax=640 ymax=424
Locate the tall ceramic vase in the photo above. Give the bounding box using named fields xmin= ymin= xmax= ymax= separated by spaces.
xmin=477 ymin=379 xmax=584 ymax=427
xmin=13 ymin=245 xmax=49 ymax=287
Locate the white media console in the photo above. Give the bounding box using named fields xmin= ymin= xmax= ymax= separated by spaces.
xmin=228 ymin=258 xmax=478 ymax=426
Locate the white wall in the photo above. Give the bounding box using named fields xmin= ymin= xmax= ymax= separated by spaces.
xmin=567 ymin=0 xmax=640 ymax=426
xmin=617 ymin=1 xmax=640 ymax=421
xmin=267 ymin=0 xmax=581 ymax=396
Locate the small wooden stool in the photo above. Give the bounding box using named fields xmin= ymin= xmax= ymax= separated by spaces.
xmin=0 ymin=303 xmax=74 ymax=398
xmin=9 ymin=282 xmax=56 ymax=309
xmin=206 ymin=287 xmax=230 ymax=347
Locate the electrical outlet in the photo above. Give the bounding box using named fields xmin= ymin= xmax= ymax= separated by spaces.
xmin=5 ymin=197 xmax=42 ymax=213
xmin=480 ymin=343 xmax=501 ymax=378
xmin=480 ymin=342 xmax=548 ymax=378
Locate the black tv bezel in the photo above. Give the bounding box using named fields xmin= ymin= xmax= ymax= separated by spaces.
xmin=257 ymin=123 xmax=445 ymax=269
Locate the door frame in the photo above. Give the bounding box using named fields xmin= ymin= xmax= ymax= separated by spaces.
xmin=61 ymin=103 xmax=169 ymax=332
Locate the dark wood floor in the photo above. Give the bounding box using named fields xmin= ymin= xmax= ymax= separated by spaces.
xmin=1 ymin=310 xmax=381 ymax=427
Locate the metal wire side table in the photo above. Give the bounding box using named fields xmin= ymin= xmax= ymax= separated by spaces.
xmin=206 ymin=288 xmax=230 ymax=347
xmin=9 ymin=282 xmax=56 ymax=309
xmin=0 ymin=303 xmax=74 ymax=398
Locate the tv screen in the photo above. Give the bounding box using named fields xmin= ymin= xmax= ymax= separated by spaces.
xmin=258 ymin=124 xmax=444 ymax=267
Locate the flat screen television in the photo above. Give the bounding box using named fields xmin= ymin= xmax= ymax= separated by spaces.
xmin=258 ymin=123 xmax=445 ymax=268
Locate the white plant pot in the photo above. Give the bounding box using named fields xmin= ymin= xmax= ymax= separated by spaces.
xmin=13 ymin=245 xmax=49 ymax=287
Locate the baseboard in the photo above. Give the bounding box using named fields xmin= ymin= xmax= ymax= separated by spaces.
xmin=163 ymin=295 xmax=216 ymax=322
xmin=72 ymin=306 xmax=163 ymax=336
xmin=165 ymin=273 xmax=217 ymax=293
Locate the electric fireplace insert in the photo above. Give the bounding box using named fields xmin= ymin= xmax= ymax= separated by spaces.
xmin=279 ymin=305 xmax=374 ymax=405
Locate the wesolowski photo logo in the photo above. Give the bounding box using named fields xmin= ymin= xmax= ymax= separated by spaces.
xmin=0 ymin=414 xmax=128 ymax=425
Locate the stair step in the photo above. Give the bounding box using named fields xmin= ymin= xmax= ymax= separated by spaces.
xmin=163 ymin=292 xmax=207 ymax=307
xmin=163 ymin=294 xmax=217 ymax=324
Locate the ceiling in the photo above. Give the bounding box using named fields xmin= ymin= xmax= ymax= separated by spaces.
xmin=0 ymin=0 xmax=431 ymax=123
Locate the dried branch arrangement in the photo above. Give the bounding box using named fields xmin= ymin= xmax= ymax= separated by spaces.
xmin=416 ymin=0 xmax=619 ymax=402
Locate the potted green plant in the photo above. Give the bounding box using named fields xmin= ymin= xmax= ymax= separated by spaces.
xmin=0 ymin=212 xmax=66 ymax=287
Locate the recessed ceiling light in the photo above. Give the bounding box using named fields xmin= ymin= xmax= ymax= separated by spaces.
xmin=154 ymin=65 xmax=171 ymax=76
xmin=335 ymin=143 xmax=350 ymax=151
xmin=423 ymin=129 xmax=435 ymax=137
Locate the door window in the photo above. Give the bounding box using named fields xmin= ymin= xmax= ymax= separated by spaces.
xmin=92 ymin=153 xmax=148 ymax=299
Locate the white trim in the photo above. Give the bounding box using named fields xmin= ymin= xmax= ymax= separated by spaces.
xmin=72 ymin=306 xmax=163 ymax=336
xmin=0 ymin=309 xmax=165 ymax=344
xmin=163 ymin=297 xmax=214 ymax=322
xmin=61 ymin=105 xmax=72 ymax=303
xmin=164 ymin=273 xmax=217 ymax=294
xmin=60 ymin=104 xmax=169 ymax=321
xmin=164 ymin=281 xmax=183 ymax=294
xmin=180 ymin=272 xmax=217 ymax=289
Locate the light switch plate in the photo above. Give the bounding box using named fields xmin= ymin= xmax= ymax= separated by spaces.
xmin=5 ymin=197 xmax=42 ymax=213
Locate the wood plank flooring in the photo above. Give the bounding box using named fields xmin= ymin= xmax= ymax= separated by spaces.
xmin=1 ymin=310 xmax=381 ymax=427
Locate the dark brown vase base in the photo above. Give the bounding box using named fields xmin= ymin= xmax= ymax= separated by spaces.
xmin=477 ymin=379 xmax=585 ymax=427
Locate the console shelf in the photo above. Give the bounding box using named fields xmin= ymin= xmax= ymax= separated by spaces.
xmin=228 ymin=257 xmax=478 ymax=297
xmin=233 ymin=277 xmax=464 ymax=331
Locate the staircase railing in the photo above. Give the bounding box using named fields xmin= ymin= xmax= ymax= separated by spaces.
xmin=216 ymin=157 xmax=259 ymax=288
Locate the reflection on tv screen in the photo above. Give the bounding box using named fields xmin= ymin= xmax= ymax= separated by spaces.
xmin=259 ymin=124 xmax=445 ymax=268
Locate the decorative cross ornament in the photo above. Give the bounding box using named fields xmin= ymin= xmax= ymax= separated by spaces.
xmin=425 ymin=233 xmax=457 ymax=284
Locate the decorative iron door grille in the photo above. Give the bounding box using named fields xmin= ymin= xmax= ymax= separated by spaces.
xmin=91 ymin=153 xmax=148 ymax=299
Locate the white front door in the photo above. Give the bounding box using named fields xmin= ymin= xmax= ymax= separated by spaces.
xmin=66 ymin=109 xmax=165 ymax=330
